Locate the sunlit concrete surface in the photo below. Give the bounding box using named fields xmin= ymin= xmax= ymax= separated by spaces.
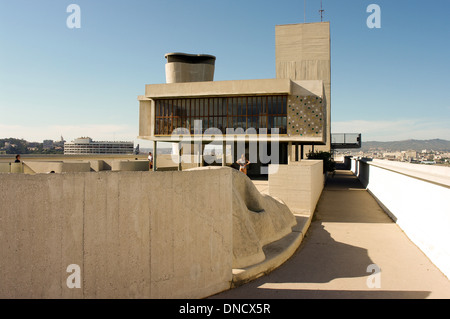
xmin=252 ymin=180 xmax=269 ymax=195
xmin=0 ymin=167 xmax=304 ymax=298
xmin=352 ymin=158 xmax=450 ymax=278
xmin=210 ymin=170 xmax=450 ymax=299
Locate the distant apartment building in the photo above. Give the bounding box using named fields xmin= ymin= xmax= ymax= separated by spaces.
xmin=383 ymin=152 xmax=402 ymax=160
xmin=399 ymin=150 xmax=417 ymax=162
xmin=64 ymin=137 xmax=134 ymax=155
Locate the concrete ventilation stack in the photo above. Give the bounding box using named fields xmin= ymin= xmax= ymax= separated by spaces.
xmin=164 ymin=52 xmax=216 ymax=83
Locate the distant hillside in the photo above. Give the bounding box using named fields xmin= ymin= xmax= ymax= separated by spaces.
xmin=361 ymin=139 xmax=450 ymax=152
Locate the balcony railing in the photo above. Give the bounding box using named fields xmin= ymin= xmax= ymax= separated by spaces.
xmin=331 ymin=133 xmax=361 ymax=149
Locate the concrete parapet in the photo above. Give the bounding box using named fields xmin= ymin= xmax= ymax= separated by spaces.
xmin=23 ymin=161 xmax=91 ymax=174
xmin=0 ymin=163 xmax=25 ymax=173
xmin=10 ymin=163 xmax=23 ymax=173
xmin=0 ymin=162 xmax=11 ymax=173
xmin=0 ymin=167 xmax=300 ymax=298
xmin=351 ymin=157 xmax=450 ymax=279
xmin=268 ymin=160 xmax=324 ymax=214
xmin=0 ymin=169 xmax=234 ymax=298
xmin=111 ymin=159 xmax=149 ymax=171
xmin=88 ymin=160 xmax=105 ymax=172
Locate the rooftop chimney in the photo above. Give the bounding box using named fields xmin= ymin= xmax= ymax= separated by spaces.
xmin=164 ymin=52 xmax=216 ymax=83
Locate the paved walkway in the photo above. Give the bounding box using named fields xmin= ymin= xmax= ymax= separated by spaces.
xmin=211 ymin=170 xmax=450 ymax=299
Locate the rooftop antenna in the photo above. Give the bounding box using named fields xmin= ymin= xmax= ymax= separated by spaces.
xmin=319 ymin=0 xmax=325 ymax=22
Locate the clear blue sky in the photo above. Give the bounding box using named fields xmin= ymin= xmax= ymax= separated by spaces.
xmin=1 ymin=0 xmax=449 ymax=145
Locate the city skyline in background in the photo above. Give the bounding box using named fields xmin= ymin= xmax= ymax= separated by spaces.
xmin=1 ymin=0 xmax=449 ymax=147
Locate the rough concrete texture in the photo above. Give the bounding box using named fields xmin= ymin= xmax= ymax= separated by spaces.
xmin=0 ymin=169 xmax=234 ymax=298
xmin=144 ymin=78 xmax=291 ymax=99
xmin=10 ymin=163 xmax=23 ymax=173
xmin=269 ymin=161 xmax=324 ymax=214
xmin=0 ymin=163 xmax=11 ymax=173
xmin=186 ymin=166 xmax=297 ymax=269
xmin=165 ymin=62 xmax=215 ymax=84
xmin=276 ymin=22 xmax=331 ymax=155
xmin=0 ymin=157 xmax=152 ymax=174
xmin=111 ymin=159 xmax=149 ymax=171
xmin=23 ymin=161 xmax=91 ymax=174
xmin=0 ymin=167 xmax=300 ymax=298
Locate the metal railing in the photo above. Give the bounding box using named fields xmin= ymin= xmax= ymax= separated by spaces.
xmin=331 ymin=133 xmax=361 ymax=149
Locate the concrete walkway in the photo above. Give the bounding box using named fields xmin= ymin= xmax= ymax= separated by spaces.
xmin=211 ymin=170 xmax=450 ymax=299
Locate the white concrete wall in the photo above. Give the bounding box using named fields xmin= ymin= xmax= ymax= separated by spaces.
xmin=351 ymin=158 xmax=450 ymax=279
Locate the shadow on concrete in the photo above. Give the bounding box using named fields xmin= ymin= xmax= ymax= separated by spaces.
xmin=221 ymin=288 xmax=431 ymax=299
xmin=289 ymin=223 xmax=373 ymax=282
xmin=210 ymin=223 xmax=431 ymax=299
xmin=325 ymin=169 xmax=364 ymax=190
xmin=315 ymin=170 xmax=393 ymax=224
xmin=209 ymin=168 xmax=429 ymax=299
xmin=334 ymin=161 xmax=349 ymax=170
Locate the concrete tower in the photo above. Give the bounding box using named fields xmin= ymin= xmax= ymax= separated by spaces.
xmin=275 ymin=22 xmax=331 ymax=154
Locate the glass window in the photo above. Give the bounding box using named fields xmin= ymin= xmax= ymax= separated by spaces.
xmin=154 ymin=95 xmax=287 ymax=135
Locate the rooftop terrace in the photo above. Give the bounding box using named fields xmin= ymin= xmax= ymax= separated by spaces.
xmin=212 ymin=168 xmax=450 ymax=298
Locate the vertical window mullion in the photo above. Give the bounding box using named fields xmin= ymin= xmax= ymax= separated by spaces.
xmin=170 ymin=99 xmax=173 ymax=134
xmin=189 ymin=99 xmax=192 ymax=134
xmin=245 ymin=96 xmax=248 ymax=130
xmin=226 ymin=98 xmax=230 ymax=131
xmin=207 ymin=98 xmax=210 ymax=130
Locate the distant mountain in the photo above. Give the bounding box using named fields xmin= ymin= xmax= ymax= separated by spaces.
xmin=361 ymin=139 xmax=450 ymax=152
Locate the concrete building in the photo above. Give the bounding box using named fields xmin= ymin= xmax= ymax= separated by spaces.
xmin=3 ymin=20 xmax=450 ymax=299
xmin=138 ymin=22 xmax=331 ymax=173
xmin=64 ymin=137 xmax=134 ymax=155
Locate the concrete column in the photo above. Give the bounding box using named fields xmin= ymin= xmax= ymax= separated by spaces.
xmin=178 ymin=142 xmax=182 ymax=171
xmin=195 ymin=143 xmax=201 ymax=167
xmin=152 ymin=141 xmax=157 ymax=172
xmin=200 ymin=144 xmax=204 ymax=167
xmin=288 ymin=142 xmax=292 ymax=164
xmin=222 ymin=141 xmax=226 ymax=167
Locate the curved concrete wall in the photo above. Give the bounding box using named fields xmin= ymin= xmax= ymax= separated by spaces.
xmin=165 ymin=53 xmax=216 ymax=83
xmin=187 ymin=167 xmax=297 ymax=269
